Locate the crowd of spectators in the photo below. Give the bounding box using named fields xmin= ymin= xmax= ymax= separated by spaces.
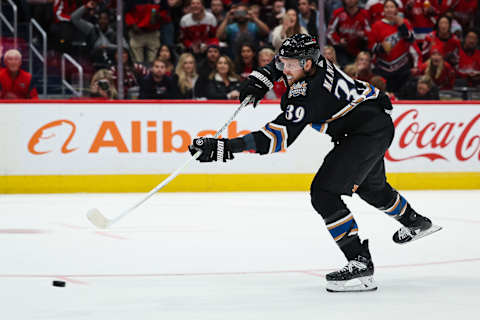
xmin=1 ymin=0 xmax=480 ymax=100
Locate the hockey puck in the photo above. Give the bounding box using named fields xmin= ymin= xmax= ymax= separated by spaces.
xmin=52 ymin=280 xmax=66 ymax=287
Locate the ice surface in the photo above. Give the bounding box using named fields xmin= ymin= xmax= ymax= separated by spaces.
xmin=0 ymin=191 xmax=479 ymax=319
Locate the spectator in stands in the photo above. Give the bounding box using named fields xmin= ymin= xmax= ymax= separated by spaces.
xmin=271 ymin=8 xmax=309 ymax=51
xmin=0 ymin=49 xmax=39 ymax=99
xmin=51 ymin=0 xmax=82 ymax=53
xmin=365 ymin=0 xmax=387 ymax=24
xmin=89 ymin=69 xmax=118 ymax=100
xmin=423 ymin=15 xmax=461 ymax=67
xmin=453 ymin=0 xmax=478 ymax=32
xmin=235 ymin=43 xmax=258 ymax=80
xmin=156 ymin=44 xmax=177 ymax=76
xmin=368 ymin=0 xmax=421 ymax=93
xmin=110 ymin=48 xmax=148 ymax=99
xmin=71 ymin=2 xmax=124 ymax=70
xmin=404 ymin=0 xmax=438 ymax=51
xmin=369 ymin=75 xmax=397 ymax=101
xmin=323 ymin=45 xmax=338 ymax=65
xmin=139 ymin=58 xmax=178 ymax=99
xmin=457 ymin=29 xmax=480 ymax=86
xmin=260 ymin=0 xmax=285 ymax=31
xmin=353 ymin=51 xmax=380 ymax=82
xmin=180 ymin=0 xmax=219 ymax=58
xmin=416 ymin=46 xmax=456 ymax=90
xmin=205 ymin=55 xmax=241 ymax=99
xmin=327 ymin=0 xmax=371 ymax=67
xmin=173 ymin=53 xmax=201 ymax=99
xmin=297 ymin=0 xmax=319 ymax=39
xmin=197 ymin=44 xmax=221 ymax=79
xmin=217 ymin=4 xmax=270 ymax=58
xmin=208 ymin=0 xmax=226 ymax=25
xmin=125 ymin=0 xmax=174 ymax=65
xmin=258 ymin=47 xmax=283 ymax=99
xmin=398 ymin=75 xmax=440 ymax=100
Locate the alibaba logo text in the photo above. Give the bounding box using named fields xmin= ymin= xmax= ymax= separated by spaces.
xmin=28 ymin=119 xmax=78 ymax=155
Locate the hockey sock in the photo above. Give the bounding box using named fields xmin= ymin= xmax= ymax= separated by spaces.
xmin=325 ymin=209 xmax=363 ymax=261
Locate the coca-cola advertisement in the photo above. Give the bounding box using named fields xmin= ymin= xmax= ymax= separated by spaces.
xmin=386 ymin=104 xmax=480 ymax=172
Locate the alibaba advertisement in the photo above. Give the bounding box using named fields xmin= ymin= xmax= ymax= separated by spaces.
xmin=0 ymin=102 xmax=478 ymax=192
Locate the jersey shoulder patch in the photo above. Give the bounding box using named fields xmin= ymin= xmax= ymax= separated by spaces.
xmin=288 ymin=80 xmax=308 ymax=98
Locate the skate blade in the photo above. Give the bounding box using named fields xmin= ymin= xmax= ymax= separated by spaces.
xmin=397 ymin=224 xmax=443 ymax=245
xmin=326 ymin=276 xmax=378 ymax=293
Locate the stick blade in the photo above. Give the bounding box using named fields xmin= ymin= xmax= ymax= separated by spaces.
xmin=86 ymin=208 xmax=110 ymax=229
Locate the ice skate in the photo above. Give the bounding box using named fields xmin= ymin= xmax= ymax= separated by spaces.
xmin=393 ymin=212 xmax=442 ymax=244
xmin=326 ymin=240 xmax=377 ymax=292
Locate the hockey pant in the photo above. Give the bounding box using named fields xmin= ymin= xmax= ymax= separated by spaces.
xmin=310 ymin=118 xmax=414 ymax=260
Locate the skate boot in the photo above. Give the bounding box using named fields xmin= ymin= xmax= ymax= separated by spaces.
xmin=326 ymin=240 xmax=377 ymax=292
xmin=393 ymin=207 xmax=442 ymax=244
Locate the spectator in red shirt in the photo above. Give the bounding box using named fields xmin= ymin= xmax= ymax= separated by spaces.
xmin=457 ymin=29 xmax=480 ymax=86
xmin=180 ymin=0 xmax=219 ymax=57
xmin=423 ymin=15 xmax=461 ymax=66
xmin=404 ymin=0 xmax=439 ymax=51
xmin=368 ymin=0 xmax=421 ymax=93
xmin=327 ymin=0 xmax=371 ymax=67
xmin=125 ymin=0 xmax=173 ymax=65
xmin=416 ymin=46 xmax=456 ymax=89
xmin=0 ymin=49 xmax=38 ymax=100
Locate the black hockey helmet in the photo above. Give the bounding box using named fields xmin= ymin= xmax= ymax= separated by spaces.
xmin=275 ymin=34 xmax=321 ymax=70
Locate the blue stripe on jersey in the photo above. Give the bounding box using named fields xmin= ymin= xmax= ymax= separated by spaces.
xmin=264 ymin=123 xmax=284 ymax=153
xmin=328 ymin=217 xmax=358 ymax=242
xmin=365 ymin=84 xmax=376 ymax=98
xmin=384 ymin=194 xmax=407 ymax=216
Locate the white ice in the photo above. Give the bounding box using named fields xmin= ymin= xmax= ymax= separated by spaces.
xmin=1 ymin=190 xmax=479 ymax=320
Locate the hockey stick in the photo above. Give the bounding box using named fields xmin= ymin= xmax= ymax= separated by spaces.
xmin=86 ymin=96 xmax=253 ymax=229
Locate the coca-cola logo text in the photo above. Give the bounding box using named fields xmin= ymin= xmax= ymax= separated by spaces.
xmin=386 ymin=109 xmax=480 ymax=162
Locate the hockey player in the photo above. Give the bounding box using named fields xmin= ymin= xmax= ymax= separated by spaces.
xmin=188 ymin=34 xmax=441 ymax=292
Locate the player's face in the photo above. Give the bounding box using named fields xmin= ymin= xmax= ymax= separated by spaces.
xmin=278 ymin=57 xmax=306 ymax=85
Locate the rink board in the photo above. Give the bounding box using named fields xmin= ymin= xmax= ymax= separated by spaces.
xmin=0 ymin=100 xmax=479 ymax=192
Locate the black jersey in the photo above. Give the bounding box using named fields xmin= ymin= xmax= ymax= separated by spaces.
xmin=250 ymin=56 xmax=392 ymax=155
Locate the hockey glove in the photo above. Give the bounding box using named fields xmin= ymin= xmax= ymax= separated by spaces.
xmin=239 ymin=68 xmax=274 ymax=108
xmin=188 ymin=138 xmax=234 ymax=162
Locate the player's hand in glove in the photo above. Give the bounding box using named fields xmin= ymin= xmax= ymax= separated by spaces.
xmin=239 ymin=68 xmax=274 ymax=108
xmin=188 ymin=138 xmax=234 ymax=162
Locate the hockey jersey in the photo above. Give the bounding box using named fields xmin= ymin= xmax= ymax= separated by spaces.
xmin=457 ymin=48 xmax=480 ymax=79
xmin=180 ymin=12 xmax=218 ymax=49
xmin=404 ymin=0 xmax=438 ymax=42
xmin=423 ymin=31 xmax=461 ymax=65
xmin=247 ymin=56 xmax=391 ymax=155
xmin=368 ymin=18 xmax=421 ymax=72
xmin=327 ymin=7 xmax=371 ymax=57
xmin=125 ymin=0 xmax=171 ymax=31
